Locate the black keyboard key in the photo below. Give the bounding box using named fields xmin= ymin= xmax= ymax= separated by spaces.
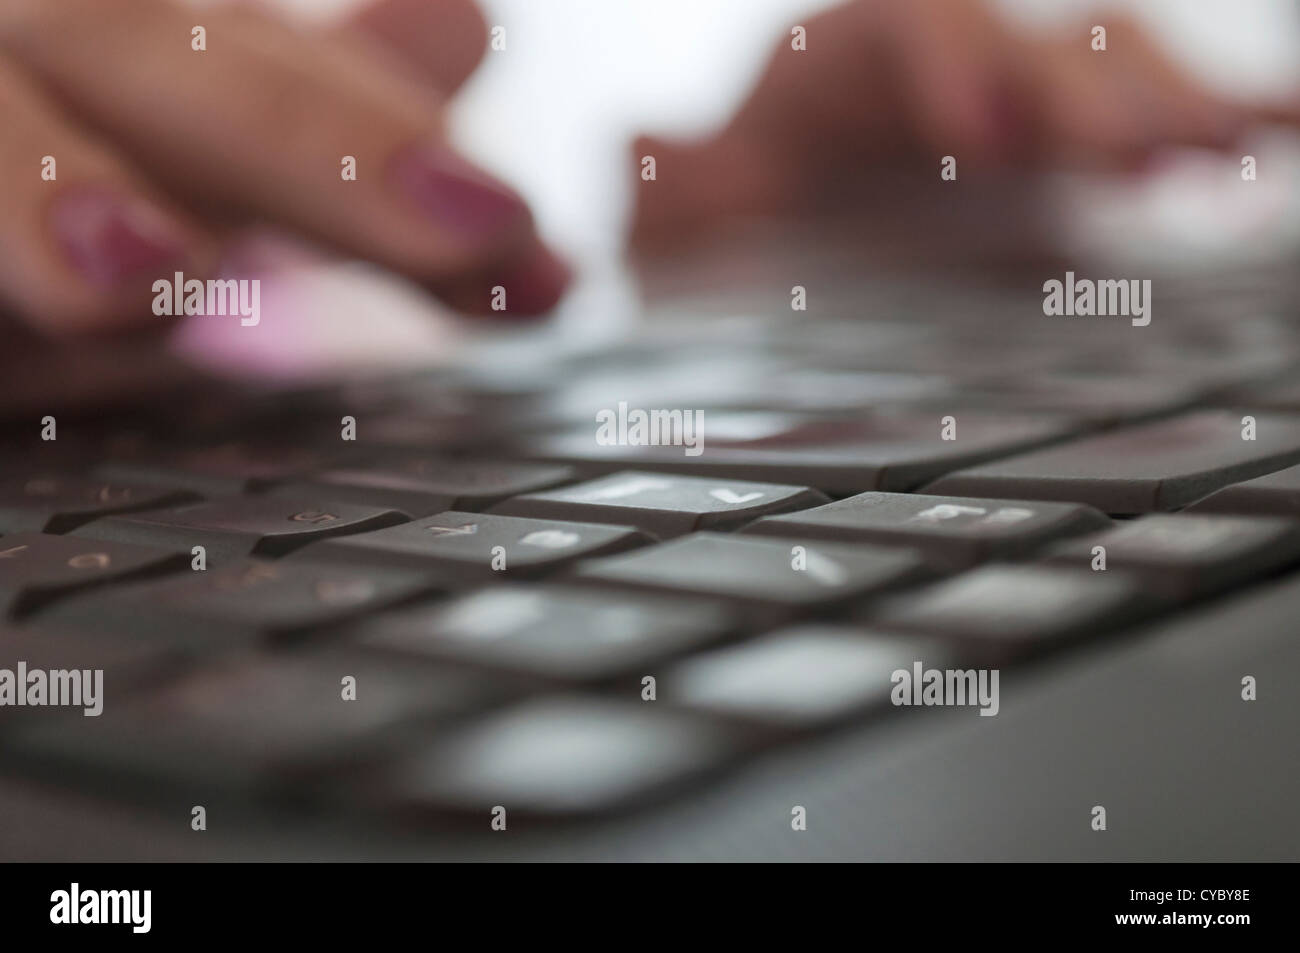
xmin=663 ymin=625 xmax=953 ymax=729
xmin=363 ymin=696 xmax=743 ymax=816
xmin=524 ymin=412 xmax=1077 ymax=494
xmin=742 ymin=491 xmax=1109 ymax=568
xmin=266 ymin=459 xmax=576 ymax=519
xmin=924 ymin=411 xmax=1300 ymax=514
xmin=1215 ymin=374 xmax=1300 ymax=412
xmin=0 ymin=621 xmax=172 ymax=684
xmin=39 ymin=560 xmax=438 ymax=648
xmin=6 ymin=650 xmax=509 ymax=798
xmin=868 ymin=564 xmax=1149 ymax=659
xmin=1039 ymin=514 xmax=1300 ymax=599
xmin=489 ymin=470 xmax=827 ymax=538
xmin=71 ymin=497 xmax=408 ymax=560
xmin=0 ymin=533 xmax=187 ymax=617
xmin=1185 ymin=462 xmax=1300 ymax=515
xmin=291 ymin=511 xmax=649 ymax=581
xmin=354 ymin=584 xmax=735 ymax=681
xmin=0 ymin=474 xmax=197 ymax=534
xmin=574 ymin=532 xmax=926 ymax=619
xmin=0 ymin=622 xmax=178 ymax=735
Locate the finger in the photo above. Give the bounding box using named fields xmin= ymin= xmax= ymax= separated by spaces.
xmin=0 ymin=55 xmax=212 ymax=334
xmin=1024 ymin=40 xmax=1156 ymax=169
xmin=341 ymin=0 xmax=489 ymax=94
xmin=1 ymin=0 xmax=562 ymax=302
xmin=1249 ymin=98 xmax=1300 ymax=129
xmin=1026 ymin=20 xmax=1255 ymax=171
xmin=1103 ymin=19 xmax=1242 ymax=151
xmin=434 ymin=242 xmax=573 ymax=317
xmin=884 ymin=0 xmax=1034 ymax=164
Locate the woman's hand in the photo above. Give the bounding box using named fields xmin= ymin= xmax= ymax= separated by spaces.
xmin=0 ymin=0 xmax=570 ymax=335
xmin=631 ymin=0 xmax=1299 ymax=249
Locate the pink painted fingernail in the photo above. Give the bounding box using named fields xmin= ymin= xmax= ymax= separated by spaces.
xmin=491 ymin=245 xmax=574 ymax=317
xmin=391 ymin=145 xmax=530 ymax=241
xmin=51 ymin=190 xmax=190 ymax=288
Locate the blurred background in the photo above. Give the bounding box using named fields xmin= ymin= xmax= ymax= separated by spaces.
xmin=173 ymin=0 xmax=1300 ymax=375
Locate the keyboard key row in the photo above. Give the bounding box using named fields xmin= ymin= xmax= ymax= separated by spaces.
xmin=353 ymin=584 xmax=735 ymax=682
xmin=866 ymin=564 xmax=1150 ymax=660
xmin=0 ymin=533 xmax=188 ymax=618
xmin=489 ymin=470 xmax=828 ymax=538
xmin=742 ymin=490 xmax=1110 ymax=568
xmin=38 ymin=560 xmax=438 ymax=648
xmin=71 ymin=497 xmax=408 ymax=561
xmin=1186 ymin=462 xmax=1300 ymax=515
xmin=926 ymin=411 xmax=1300 ymax=514
xmin=0 ymin=474 xmax=197 ymax=535
xmin=289 ymin=511 xmax=649 ymax=581
xmin=571 ymin=532 xmax=928 ymax=621
xmin=357 ymin=697 xmax=745 ymax=818
xmin=1039 ymin=513 xmax=1300 ymax=599
xmin=661 ymin=625 xmax=955 ymax=730
xmin=522 ymin=412 xmax=1078 ymax=495
xmin=4 ymin=649 xmax=515 ymax=800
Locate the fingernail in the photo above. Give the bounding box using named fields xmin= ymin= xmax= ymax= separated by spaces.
xmin=391 ymin=145 xmax=530 ymax=241
xmin=491 ymin=245 xmax=573 ymax=316
xmin=51 ymin=190 xmax=190 ymax=288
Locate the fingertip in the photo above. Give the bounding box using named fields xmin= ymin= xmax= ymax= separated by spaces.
xmin=389 ymin=143 xmax=535 ymax=258
xmin=492 ymin=244 xmax=574 ymax=317
xmin=27 ymin=188 xmax=213 ymax=336
xmin=349 ymin=0 xmax=489 ymax=93
xmin=48 ymin=189 xmax=193 ymax=291
xmin=435 ymin=243 xmax=574 ymax=319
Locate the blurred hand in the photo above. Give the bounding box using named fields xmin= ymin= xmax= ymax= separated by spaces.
xmin=631 ymin=0 xmax=1300 ymax=249
xmin=0 ymin=0 xmax=570 ymax=336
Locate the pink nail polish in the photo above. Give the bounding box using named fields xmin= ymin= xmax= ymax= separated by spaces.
xmin=491 ymin=246 xmax=574 ymax=317
xmin=51 ymin=190 xmax=190 ymax=288
xmin=391 ymin=145 xmax=530 ymax=241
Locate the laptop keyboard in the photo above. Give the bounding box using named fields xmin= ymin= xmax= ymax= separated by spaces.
xmin=4 ymin=272 xmax=1300 ymax=823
